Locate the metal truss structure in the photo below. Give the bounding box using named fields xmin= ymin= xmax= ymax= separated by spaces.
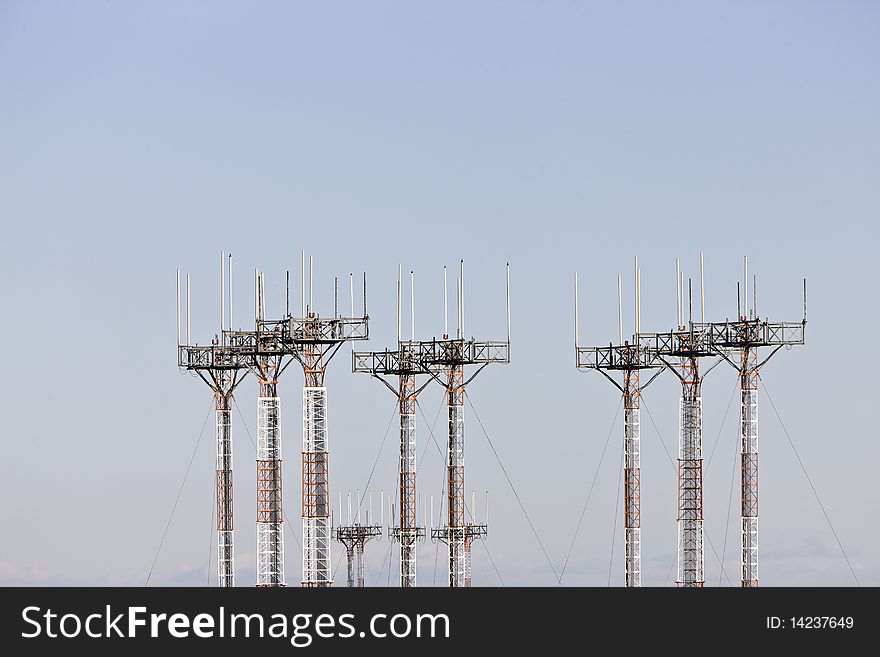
xmin=638 ymin=261 xmax=806 ymax=588
xmin=354 ymin=264 xmax=509 ymax=588
xmin=227 ymin=315 xmax=298 ymax=588
xmin=426 ymin=263 xmax=510 ymax=588
xmin=638 ymin=323 xmax=716 ymax=587
xmin=698 ymin=276 xmax=806 ymax=586
xmin=177 ymin=258 xmax=248 ymax=588
xmin=225 ymin=266 xmax=368 ymax=588
xmin=287 ymin=271 xmax=369 ymax=588
xmin=353 ymin=341 xmax=434 ymax=587
xmin=335 ymin=522 xmax=383 ymax=587
xmin=426 ymin=337 xmax=507 ymax=587
xmin=575 ymin=266 xmax=666 ymax=587
xmin=576 ymin=345 xmax=664 ymax=587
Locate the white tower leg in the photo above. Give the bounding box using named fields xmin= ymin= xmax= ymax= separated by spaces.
xmin=447 ymin=365 xmax=467 ymax=587
xmin=623 ymin=370 xmax=641 ymax=587
xmin=302 ymin=386 xmax=332 ymax=586
xmin=741 ymin=348 xmax=759 ymax=586
xmin=216 ymin=392 xmax=234 ymax=587
xmin=257 ymin=395 xmax=285 ymax=586
xmin=399 ymin=372 xmax=418 ymax=587
xmin=677 ymin=361 xmax=704 ymax=587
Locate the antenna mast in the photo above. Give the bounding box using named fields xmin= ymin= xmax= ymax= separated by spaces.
xmin=576 ymin=263 xmax=662 ymax=586
xmin=176 ymin=254 xmax=246 ymax=587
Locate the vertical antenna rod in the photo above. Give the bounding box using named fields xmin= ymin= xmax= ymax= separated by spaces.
xmin=230 ymin=255 xmax=233 ymax=329
xmin=637 ymin=265 xmax=641 ymax=334
xmin=634 ymin=257 xmax=638 ymax=336
xmin=700 ymin=251 xmax=705 ymax=323
xmin=186 ymin=273 xmax=190 ymax=345
xmin=444 ymin=266 xmax=449 ymax=337
xmin=506 ymin=262 xmax=511 ymax=346
xmin=460 ymin=260 xmax=465 ymax=338
xmin=456 ymin=275 xmax=462 ymax=339
xmin=574 ymin=272 xmax=579 ymax=347
xmin=676 ymin=257 xmax=681 ymax=327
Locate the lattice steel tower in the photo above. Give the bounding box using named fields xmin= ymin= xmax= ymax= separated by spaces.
xmin=699 ymin=258 xmax=806 ymax=586
xmin=638 ymin=257 xmax=720 ymax=587
xmin=176 ymin=254 xmax=247 ymax=587
xmin=427 ymin=262 xmax=510 ymax=587
xmin=225 ymin=269 xmax=301 ymax=587
xmin=353 ymin=269 xmax=433 ymax=587
xmin=574 ymin=260 xmax=664 ymax=587
xmin=288 ymin=255 xmax=369 ymax=587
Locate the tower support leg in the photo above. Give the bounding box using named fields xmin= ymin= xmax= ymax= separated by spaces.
xmin=399 ymin=371 xmax=418 ymax=587
xmin=447 ymin=364 xmax=467 ymax=587
xmin=216 ymin=390 xmax=234 ymax=587
xmin=356 ymin=540 xmax=366 ymax=588
xmin=257 ymin=383 xmax=285 ymax=587
xmin=741 ymin=347 xmax=759 ymax=587
xmin=302 ymin=386 xmax=332 ymax=586
xmin=345 ymin=543 xmax=355 ymax=588
xmin=676 ymin=357 xmax=704 ymax=587
xmin=623 ymin=370 xmax=641 ymax=587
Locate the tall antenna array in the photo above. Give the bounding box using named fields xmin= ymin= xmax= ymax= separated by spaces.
xmin=177 ymin=252 xmax=247 ymax=587
xmin=287 ymin=252 xmax=369 ymax=587
xmin=224 ymin=267 xmax=301 ymax=588
xmin=638 ymin=257 xmax=718 ymax=588
xmin=427 ymin=261 xmax=510 ymax=587
xmin=353 ymin=268 xmax=433 ymax=587
xmin=334 ymin=490 xmax=382 ymax=587
xmin=575 ymin=258 xmax=664 ymax=586
xmin=580 ymin=254 xmax=806 ymax=587
xmin=355 ymin=262 xmax=510 ymax=587
xmin=179 ymin=252 xmax=369 ymax=589
xmin=697 ymin=258 xmax=806 ymax=586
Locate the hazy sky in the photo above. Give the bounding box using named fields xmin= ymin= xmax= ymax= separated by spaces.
xmin=1 ymin=1 xmax=877 ymax=586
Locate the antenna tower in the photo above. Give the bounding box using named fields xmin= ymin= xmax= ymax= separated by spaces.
xmin=698 ymin=257 xmax=806 ymax=586
xmin=288 ymin=253 xmax=369 ymax=587
xmin=574 ymin=259 xmax=664 ymax=586
xmin=177 ymin=253 xmax=247 ymax=587
xmin=426 ymin=262 xmax=510 ymax=587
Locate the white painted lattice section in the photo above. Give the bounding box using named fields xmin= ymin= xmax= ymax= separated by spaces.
xmin=216 ymin=401 xmax=234 ymax=587
xmin=257 ymin=396 xmax=284 ymax=587
xmin=741 ymin=378 xmax=759 ymax=586
xmin=624 ymin=398 xmax=641 ymax=588
xmin=399 ymin=406 xmax=418 ymax=587
xmin=677 ymin=394 xmax=704 ymax=587
xmin=448 ymin=400 xmax=467 ymax=587
xmin=302 ymin=387 xmax=332 ymax=586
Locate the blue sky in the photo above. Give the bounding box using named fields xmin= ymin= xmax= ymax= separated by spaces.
xmin=0 ymin=1 xmax=877 ymax=586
